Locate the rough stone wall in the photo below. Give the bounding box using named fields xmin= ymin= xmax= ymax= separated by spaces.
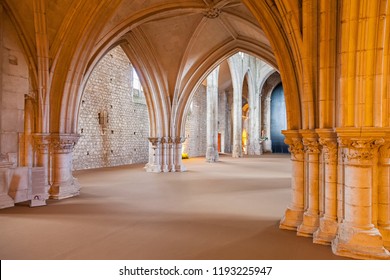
xmin=183 ymin=85 xmax=207 ymax=157
xmin=73 ymin=46 xmax=149 ymax=170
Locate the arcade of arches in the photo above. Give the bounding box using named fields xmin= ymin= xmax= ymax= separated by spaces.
xmin=1 ymin=0 xmax=390 ymax=260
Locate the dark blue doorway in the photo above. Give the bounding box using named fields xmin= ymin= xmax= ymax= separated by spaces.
xmin=270 ymin=83 xmax=289 ymax=153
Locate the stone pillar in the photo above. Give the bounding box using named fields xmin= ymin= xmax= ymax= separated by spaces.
xmin=31 ymin=133 xmax=50 ymax=205
xmin=297 ymin=131 xmax=321 ymax=237
xmin=49 ymin=134 xmax=80 ymax=199
xmin=174 ymin=136 xmax=186 ymax=172
xmin=206 ymin=67 xmax=219 ymax=162
xmin=145 ymin=137 xmax=161 ymax=173
xmin=378 ymin=140 xmax=390 ymax=249
xmin=232 ymin=84 xmax=242 ymax=158
xmin=280 ymin=130 xmax=305 ymax=230
xmin=314 ymin=130 xmax=338 ymax=244
xmin=168 ymin=137 xmax=175 ymax=172
xmin=261 ymin=96 xmax=272 ymax=153
xmin=247 ymin=88 xmax=260 ymax=155
xmin=161 ymin=137 xmax=169 ymax=172
xmin=332 ymin=136 xmax=390 ymax=259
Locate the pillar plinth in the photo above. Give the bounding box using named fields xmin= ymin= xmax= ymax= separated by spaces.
xmin=297 ymin=131 xmax=320 ymax=237
xmin=49 ymin=134 xmax=80 ymax=199
xmin=0 ymin=162 xmax=14 ymax=209
xmin=145 ymin=137 xmax=162 ymax=173
xmin=280 ymin=130 xmax=305 ymax=230
xmin=332 ymin=136 xmax=390 ymax=259
xmin=31 ymin=133 xmax=51 ymax=205
xmin=314 ymin=131 xmax=338 ymax=245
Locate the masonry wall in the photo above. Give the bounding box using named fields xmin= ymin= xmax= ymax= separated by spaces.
xmin=0 ymin=9 xmax=28 ymax=166
xmin=183 ymin=85 xmax=207 ymax=157
xmin=73 ymin=46 xmax=149 ymax=170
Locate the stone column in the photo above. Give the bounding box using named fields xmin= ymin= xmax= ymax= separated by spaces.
xmin=50 ymin=134 xmax=80 ymax=199
xmin=297 ymin=131 xmax=321 ymax=237
xmin=314 ymin=130 xmax=338 ymax=244
xmin=280 ymin=130 xmax=305 ymax=230
xmin=174 ymin=136 xmax=186 ymax=172
xmin=145 ymin=137 xmax=162 ymax=173
xmin=261 ymin=96 xmax=272 ymax=153
xmin=168 ymin=137 xmax=175 ymax=172
xmin=206 ymin=67 xmax=219 ymax=162
xmin=31 ymin=133 xmax=50 ymax=204
xmin=247 ymin=87 xmax=260 ymax=156
xmin=378 ymin=140 xmax=390 ymax=249
xmin=161 ymin=137 xmax=169 ymax=172
xmin=232 ymin=85 xmax=242 ymax=158
xmin=332 ymin=136 xmax=390 ymax=259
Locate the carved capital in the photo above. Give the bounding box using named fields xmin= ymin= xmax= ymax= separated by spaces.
xmin=148 ymin=137 xmax=161 ymax=147
xmin=32 ymin=133 xmax=51 ymax=154
xmin=51 ymin=134 xmax=80 ymax=154
xmin=379 ymin=140 xmax=390 ymax=164
xmin=174 ymin=136 xmax=186 ymax=144
xmin=303 ymin=137 xmax=321 ymax=154
xmin=284 ymin=137 xmax=304 ymax=159
xmin=338 ymin=137 xmax=384 ymax=164
xmin=319 ymin=137 xmax=338 ymax=164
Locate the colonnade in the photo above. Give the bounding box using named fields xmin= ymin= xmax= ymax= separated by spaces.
xmin=280 ymin=129 xmax=390 ymax=259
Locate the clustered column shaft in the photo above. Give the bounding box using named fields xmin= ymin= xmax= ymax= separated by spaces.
xmin=281 ymin=129 xmax=390 ymax=259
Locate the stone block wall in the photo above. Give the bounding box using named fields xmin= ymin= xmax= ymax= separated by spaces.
xmin=183 ymin=85 xmax=207 ymax=157
xmin=0 ymin=9 xmax=28 ymax=166
xmin=73 ymin=46 xmax=149 ymax=170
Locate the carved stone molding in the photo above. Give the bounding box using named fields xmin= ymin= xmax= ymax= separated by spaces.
xmin=174 ymin=136 xmax=186 ymax=144
xmin=319 ymin=137 xmax=338 ymax=164
xmin=203 ymin=7 xmax=221 ymax=19
xmin=303 ymin=138 xmax=321 ymax=154
xmin=338 ymin=137 xmax=384 ymax=164
xmin=32 ymin=134 xmax=51 ymax=154
xmin=284 ymin=137 xmax=304 ymax=159
xmin=379 ymin=140 xmax=390 ymax=161
xmin=51 ymin=134 xmax=81 ymax=154
xmin=148 ymin=137 xmax=161 ymax=147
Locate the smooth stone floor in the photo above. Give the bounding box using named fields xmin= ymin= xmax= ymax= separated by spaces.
xmin=0 ymin=154 xmax=347 ymax=260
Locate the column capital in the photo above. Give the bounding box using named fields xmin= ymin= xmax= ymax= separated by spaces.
xmin=302 ymin=137 xmax=321 ymax=154
xmin=319 ymin=137 xmax=338 ymax=164
xmin=51 ymin=134 xmax=81 ymax=154
xmin=174 ymin=136 xmax=186 ymax=144
xmin=282 ymin=130 xmax=304 ymax=158
xmin=32 ymin=133 xmax=51 ymax=154
xmin=379 ymin=139 xmax=390 ymax=165
xmin=338 ymin=137 xmax=384 ymax=165
xmin=148 ymin=137 xmax=161 ymax=147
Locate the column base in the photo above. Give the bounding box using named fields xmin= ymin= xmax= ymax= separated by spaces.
xmin=0 ymin=194 xmax=14 ymax=209
xmin=49 ymin=178 xmax=80 ymax=200
xmin=297 ymin=212 xmax=319 ymax=237
xmin=30 ymin=195 xmax=47 ymax=207
xmin=162 ymin=165 xmax=169 ymax=173
xmin=174 ymin=165 xmax=187 ymax=172
xmin=379 ymin=225 xmax=390 ymax=250
xmin=313 ymin=217 xmax=338 ymax=245
xmin=144 ymin=163 xmax=161 ymax=173
xmin=332 ymin=223 xmax=390 ymax=259
xmin=279 ymin=207 xmax=304 ymax=230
